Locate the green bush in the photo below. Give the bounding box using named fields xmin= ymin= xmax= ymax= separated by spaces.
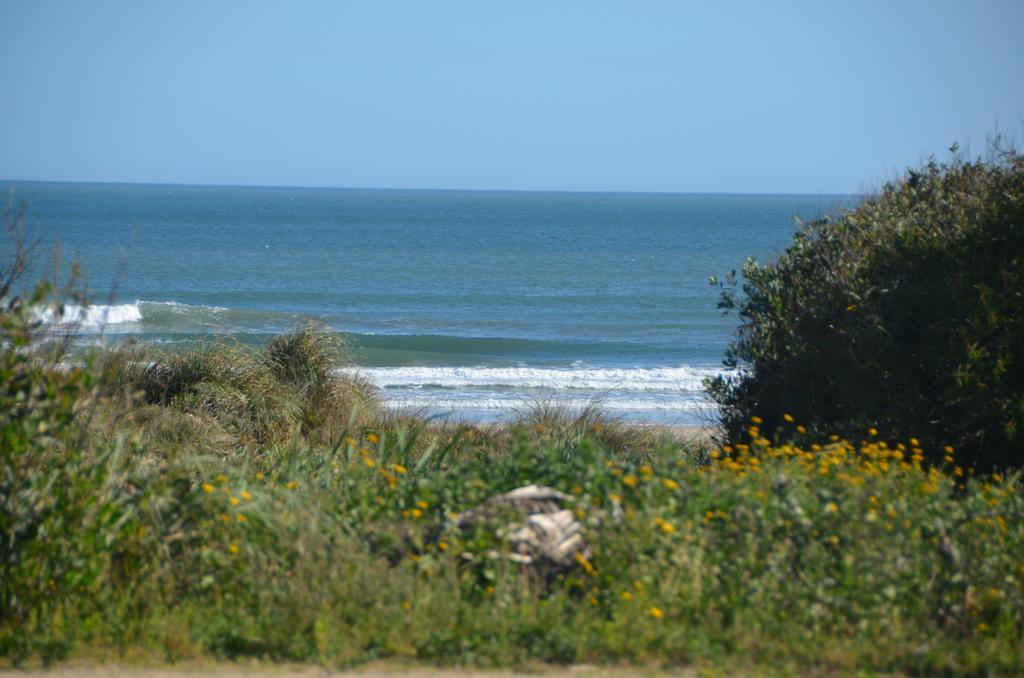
xmin=93 ymin=327 xmax=380 ymax=448
xmin=707 ymin=144 xmax=1024 ymax=469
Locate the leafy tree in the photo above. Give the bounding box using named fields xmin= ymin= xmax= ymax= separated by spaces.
xmin=708 ymin=143 xmax=1024 ymax=469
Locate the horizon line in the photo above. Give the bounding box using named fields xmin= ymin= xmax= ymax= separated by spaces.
xmin=0 ymin=176 xmax=865 ymax=199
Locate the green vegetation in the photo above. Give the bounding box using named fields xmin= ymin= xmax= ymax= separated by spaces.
xmin=3 ymin=153 xmax=1024 ymax=676
xmin=708 ymin=145 xmax=1024 ymax=470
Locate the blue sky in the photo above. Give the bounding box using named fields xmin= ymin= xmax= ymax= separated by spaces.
xmin=1 ymin=1 xmax=1022 ymax=194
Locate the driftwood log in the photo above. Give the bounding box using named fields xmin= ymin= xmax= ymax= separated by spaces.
xmin=456 ymin=484 xmax=590 ymax=577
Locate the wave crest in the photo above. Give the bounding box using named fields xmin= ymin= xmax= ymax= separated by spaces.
xmin=341 ymin=365 xmax=724 ymax=392
xmin=384 ymin=395 xmax=709 ymax=412
xmin=35 ymin=302 xmax=143 ymax=327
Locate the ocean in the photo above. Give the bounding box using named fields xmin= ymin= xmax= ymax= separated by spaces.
xmin=3 ymin=181 xmax=855 ymax=424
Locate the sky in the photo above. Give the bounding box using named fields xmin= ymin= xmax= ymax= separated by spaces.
xmin=1 ymin=1 xmax=1022 ymax=194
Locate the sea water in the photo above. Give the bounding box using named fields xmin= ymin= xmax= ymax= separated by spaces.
xmin=3 ymin=181 xmax=855 ymax=424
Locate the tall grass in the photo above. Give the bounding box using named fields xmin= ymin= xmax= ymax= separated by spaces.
xmin=89 ymin=327 xmax=381 ymax=450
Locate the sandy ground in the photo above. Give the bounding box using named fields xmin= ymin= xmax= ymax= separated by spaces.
xmin=0 ymin=662 xmax=686 ymax=677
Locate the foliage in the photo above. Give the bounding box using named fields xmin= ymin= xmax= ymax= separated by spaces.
xmin=708 ymin=144 xmax=1024 ymax=469
xmin=92 ymin=328 xmax=380 ymax=448
xmin=2 ymin=389 xmax=1022 ymax=673
xmin=3 ymin=203 xmax=1023 ymax=674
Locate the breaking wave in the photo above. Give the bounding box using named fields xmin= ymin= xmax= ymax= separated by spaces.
xmin=341 ymin=365 xmax=723 ymax=393
xmin=35 ymin=302 xmax=144 ymax=327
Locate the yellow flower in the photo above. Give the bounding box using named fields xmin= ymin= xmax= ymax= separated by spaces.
xmin=410 ymin=508 xmax=423 ymax=519
xmin=622 ymin=475 xmax=638 ymax=488
xmin=574 ymin=552 xmax=596 ymax=575
xmin=402 ymin=601 xmax=412 ymax=610
xmin=362 ymin=457 xmax=376 ymax=468
xmin=796 ymin=425 xmax=807 ymax=434
xmin=255 ymin=471 xmax=265 ymax=480
xmin=750 ymin=416 xmax=763 ymax=424
xmin=366 ymin=433 xmax=380 ymax=444
xmin=648 ymin=606 xmax=664 ymax=619
xmin=236 ymin=513 xmax=247 ymax=523
xmin=659 ymin=521 xmax=676 ymax=534
xmin=783 ymin=413 xmax=794 ymax=422
xmin=417 ymin=500 xmax=429 ymax=510
xmin=227 ymin=543 xmax=239 ymax=555
xmin=621 ymin=591 xmax=633 ymax=601
xmin=661 ymin=478 xmax=679 ymax=491
xmin=868 ymin=427 xmax=878 ymax=437
xmin=240 ymin=490 xmax=252 ymax=501
xmin=229 ymin=496 xmax=240 ymax=506
xmin=216 ymin=474 xmax=228 ymax=484
xmin=438 ymin=541 xmax=448 ymax=551
xmin=392 ymin=463 xmax=407 ymax=475
xmin=824 ymin=502 xmax=838 ymax=514
xmin=201 ymin=483 xmax=215 ymax=494
xmin=284 ymin=481 xmax=298 ymax=490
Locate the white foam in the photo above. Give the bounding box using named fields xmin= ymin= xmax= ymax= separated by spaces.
xmin=34 ymin=299 xmax=236 ymax=330
xmin=340 ymin=365 xmax=725 ymax=392
xmin=146 ymin=300 xmax=229 ymax=313
xmin=382 ymin=395 xmax=710 ymax=412
xmin=36 ymin=302 xmax=143 ymax=327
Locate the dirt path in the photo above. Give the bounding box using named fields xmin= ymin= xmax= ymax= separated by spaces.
xmin=1 ymin=662 xmax=682 ymax=677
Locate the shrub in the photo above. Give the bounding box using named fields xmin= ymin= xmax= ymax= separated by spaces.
xmin=263 ymin=323 xmax=381 ymax=440
xmin=264 ymin=321 xmax=343 ymax=390
xmin=708 ymin=144 xmax=1024 ymax=469
xmin=94 ymin=325 xmax=379 ymax=447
